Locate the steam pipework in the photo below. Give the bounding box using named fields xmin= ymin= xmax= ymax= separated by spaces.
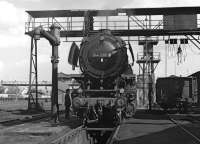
xmin=33 ymin=25 xmax=60 ymax=46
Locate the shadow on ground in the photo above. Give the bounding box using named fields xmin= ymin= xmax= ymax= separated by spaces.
xmin=118 ymin=123 xmax=200 ymax=144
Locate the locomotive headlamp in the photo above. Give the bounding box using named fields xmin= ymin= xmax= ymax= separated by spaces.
xmin=119 ymin=88 xmax=124 ymax=94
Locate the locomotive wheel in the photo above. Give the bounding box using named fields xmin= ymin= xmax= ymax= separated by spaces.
xmin=126 ymin=103 xmax=135 ymax=118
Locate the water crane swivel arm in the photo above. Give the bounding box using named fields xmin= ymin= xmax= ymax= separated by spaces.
xmin=33 ymin=25 xmax=60 ymax=46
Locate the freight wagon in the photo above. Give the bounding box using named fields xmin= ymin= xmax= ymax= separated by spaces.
xmin=156 ymin=76 xmax=198 ymax=112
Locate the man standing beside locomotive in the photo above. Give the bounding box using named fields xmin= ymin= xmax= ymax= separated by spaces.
xmin=65 ymin=89 xmax=71 ymax=119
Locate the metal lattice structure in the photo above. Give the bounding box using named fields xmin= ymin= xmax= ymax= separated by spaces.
xmin=26 ymin=7 xmax=200 ymax=37
xmin=25 ymin=7 xmax=200 ymax=110
xmin=28 ymin=37 xmax=39 ymax=109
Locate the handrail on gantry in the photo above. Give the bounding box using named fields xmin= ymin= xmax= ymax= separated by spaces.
xmin=25 ymin=7 xmax=200 ymax=37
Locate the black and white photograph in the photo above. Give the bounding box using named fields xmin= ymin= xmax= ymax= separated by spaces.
xmin=0 ymin=0 xmax=200 ymax=144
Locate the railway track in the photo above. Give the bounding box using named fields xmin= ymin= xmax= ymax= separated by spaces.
xmin=41 ymin=110 xmax=200 ymax=144
xmin=167 ymin=113 xmax=200 ymax=144
xmin=153 ymin=107 xmax=200 ymax=143
xmin=185 ymin=114 xmax=200 ymax=123
xmin=2 ymin=108 xmax=199 ymax=144
xmin=39 ymin=121 xmax=123 ymax=144
xmin=0 ymin=116 xmax=70 ymax=144
xmin=0 ymin=111 xmax=82 ymax=144
xmin=0 ymin=112 xmax=51 ymax=126
xmin=40 ymin=126 xmax=86 ymax=144
xmin=0 ymin=109 xmax=68 ymax=127
xmin=0 ymin=112 xmax=54 ymax=136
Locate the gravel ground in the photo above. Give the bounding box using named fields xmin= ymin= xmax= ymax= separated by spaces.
xmin=0 ymin=114 xmax=80 ymax=144
xmin=0 ymin=100 xmax=58 ymax=122
xmin=0 ymin=100 xmax=43 ymax=122
xmin=0 ymin=99 xmax=79 ymax=144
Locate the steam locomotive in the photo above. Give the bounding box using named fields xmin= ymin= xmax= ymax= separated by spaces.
xmin=68 ymin=30 xmax=136 ymax=125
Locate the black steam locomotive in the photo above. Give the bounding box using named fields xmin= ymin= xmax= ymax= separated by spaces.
xmin=68 ymin=30 xmax=136 ymax=125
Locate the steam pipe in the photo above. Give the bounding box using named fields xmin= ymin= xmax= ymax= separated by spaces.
xmin=34 ymin=26 xmax=60 ymax=46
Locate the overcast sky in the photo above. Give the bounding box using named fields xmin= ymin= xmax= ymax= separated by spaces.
xmin=0 ymin=0 xmax=200 ymax=81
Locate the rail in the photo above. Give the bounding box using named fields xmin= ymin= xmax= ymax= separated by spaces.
xmin=186 ymin=114 xmax=200 ymax=123
xmin=40 ymin=126 xmax=91 ymax=144
xmin=0 ymin=112 xmax=51 ymax=129
xmin=168 ymin=114 xmax=200 ymax=143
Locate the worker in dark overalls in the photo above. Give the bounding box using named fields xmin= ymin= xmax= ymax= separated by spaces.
xmin=65 ymin=89 xmax=71 ymax=119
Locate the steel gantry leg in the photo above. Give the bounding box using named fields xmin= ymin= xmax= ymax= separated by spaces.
xmin=28 ymin=37 xmax=39 ymax=110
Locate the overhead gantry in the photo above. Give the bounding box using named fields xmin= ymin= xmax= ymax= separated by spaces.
xmin=26 ymin=7 xmax=200 ymax=37
xmin=25 ymin=7 xmax=200 ymax=111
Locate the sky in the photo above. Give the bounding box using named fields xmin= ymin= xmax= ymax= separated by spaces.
xmin=0 ymin=0 xmax=200 ymax=81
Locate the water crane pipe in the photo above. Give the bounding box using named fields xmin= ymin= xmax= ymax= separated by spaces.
xmin=33 ymin=24 xmax=61 ymax=121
